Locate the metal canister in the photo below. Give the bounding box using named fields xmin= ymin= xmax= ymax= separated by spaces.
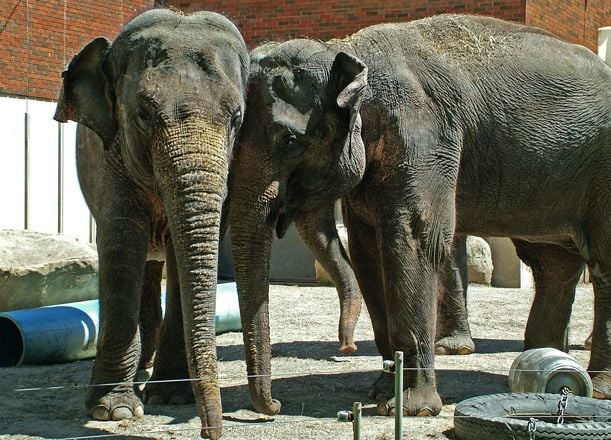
xmin=508 ymin=347 xmax=593 ymax=397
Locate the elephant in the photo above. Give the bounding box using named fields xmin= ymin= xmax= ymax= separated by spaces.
xmin=228 ymin=14 xmax=611 ymax=419
xmin=54 ymin=9 xmax=250 ymax=439
xmin=77 ymin=121 xmax=362 ymax=367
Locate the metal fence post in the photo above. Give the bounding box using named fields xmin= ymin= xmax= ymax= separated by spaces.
xmin=395 ymin=351 xmax=404 ymax=440
xmin=352 ymin=401 xmax=362 ymax=440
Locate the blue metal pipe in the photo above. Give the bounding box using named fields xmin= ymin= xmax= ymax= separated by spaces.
xmin=0 ymin=281 xmax=241 ymax=367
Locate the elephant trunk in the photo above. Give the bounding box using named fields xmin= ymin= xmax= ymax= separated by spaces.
xmin=229 ymin=146 xmax=281 ymax=416
xmin=154 ymin=119 xmax=227 ymax=440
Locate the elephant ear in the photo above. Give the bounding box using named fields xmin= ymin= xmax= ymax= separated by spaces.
xmin=328 ymin=52 xmax=367 ymax=128
xmin=327 ymin=52 xmax=368 ymax=158
xmin=54 ymin=37 xmax=117 ymax=148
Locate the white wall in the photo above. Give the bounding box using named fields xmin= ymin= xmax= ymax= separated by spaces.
xmin=0 ymin=95 xmax=92 ymax=243
xmin=599 ymin=26 xmax=611 ymax=66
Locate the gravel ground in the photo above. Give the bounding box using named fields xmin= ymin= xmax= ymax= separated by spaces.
xmin=0 ymin=283 xmax=595 ymax=439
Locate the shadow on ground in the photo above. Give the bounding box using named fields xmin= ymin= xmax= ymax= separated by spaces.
xmin=218 ymin=338 xmax=380 ymax=362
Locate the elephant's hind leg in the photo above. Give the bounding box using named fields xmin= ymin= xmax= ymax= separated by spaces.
xmin=436 ymin=235 xmax=475 ymax=355
xmin=144 ymin=238 xmax=194 ymax=405
xmin=512 ymin=239 xmax=585 ymax=352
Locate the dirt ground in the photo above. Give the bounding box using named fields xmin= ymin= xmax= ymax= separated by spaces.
xmin=0 ymin=283 xmax=595 ymax=440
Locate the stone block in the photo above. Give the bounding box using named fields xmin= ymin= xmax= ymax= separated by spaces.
xmin=467 ymin=236 xmax=493 ymax=285
xmin=0 ymin=229 xmax=98 ymax=311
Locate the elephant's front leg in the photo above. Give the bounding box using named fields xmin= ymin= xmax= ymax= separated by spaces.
xmin=88 ymin=185 xmax=150 ymax=421
xmin=435 ymin=235 xmax=474 ymax=355
xmin=295 ymin=202 xmax=362 ymax=354
xmin=343 ymin=209 xmax=394 ymax=414
xmin=377 ymin=214 xmax=442 ymax=417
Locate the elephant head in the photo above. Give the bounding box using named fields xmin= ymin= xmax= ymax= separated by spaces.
xmin=229 ymin=40 xmax=367 ymax=415
xmin=55 ymin=10 xmax=248 ymax=439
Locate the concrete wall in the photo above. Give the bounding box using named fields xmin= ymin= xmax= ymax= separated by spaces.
xmin=0 ymin=96 xmax=91 ymax=242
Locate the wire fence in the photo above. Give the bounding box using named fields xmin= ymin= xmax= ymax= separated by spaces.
xmin=5 ymin=357 xmax=610 ymax=440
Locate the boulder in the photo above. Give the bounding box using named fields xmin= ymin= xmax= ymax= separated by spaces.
xmin=467 ymin=236 xmax=493 ymax=285
xmin=0 ymin=229 xmax=98 ymax=312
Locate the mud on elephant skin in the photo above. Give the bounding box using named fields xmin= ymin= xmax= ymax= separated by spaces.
xmin=54 ymin=9 xmax=250 ymax=439
xmin=228 ymin=14 xmax=611 ymax=419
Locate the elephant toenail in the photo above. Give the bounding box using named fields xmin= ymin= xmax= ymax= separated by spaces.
xmin=91 ymin=406 xmax=111 ymax=421
xmin=111 ymin=406 xmax=134 ymax=420
xmin=417 ymin=407 xmax=433 ymax=416
xmin=457 ymin=346 xmax=474 ymax=355
xmin=435 ymin=346 xmax=449 ymax=355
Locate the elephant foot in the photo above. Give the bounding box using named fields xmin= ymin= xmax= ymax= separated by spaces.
xmin=339 ymin=303 xmax=361 ymax=354
xmin=339 ymin=339 xmax=358 ymax=354
xmin=435 ymin=333 xmax=475 ymax=355
xmin=591 ymin=371 xmax=610 ymax=399
xmin=87 ymin=388 xmax=144 ymax=421
xmin=251 ymin=397 xmax=282 ymax=416
xmin=144 ymin=378 xmax=195 ymax=405
xmin=368 ymin=371 xmax=441 ymax=416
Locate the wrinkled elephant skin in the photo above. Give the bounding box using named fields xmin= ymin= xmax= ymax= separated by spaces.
xmin=229 ymin=14 xmax=611 ymax=418
xmin=55 ymin=9 xmax=249 ymax=439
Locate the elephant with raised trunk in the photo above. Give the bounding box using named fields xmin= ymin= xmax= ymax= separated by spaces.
xmin=229 ymin=14 xmax=610 ymax=418
xmin=54 ymin=9 xmax=248 ymax=439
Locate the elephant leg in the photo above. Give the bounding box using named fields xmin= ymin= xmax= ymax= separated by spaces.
xmin=435 ymin=234 xmax=474 ymax=355
xmin=145 ymin=238 xmax=193 ymax=405
xmin=512 ymin=239 xmax=584 ymax=352
xmin=137 ymin=260 xmax=164 ymax=389
xmin=295 ymin=202 xmax=362 ymax=354
xmin=585 ymin=224 xmax=610 ymax=399
xmin=376 ymin=213 xmax=442 ymax=417
xmin=343 ymin=208 xmax=396 ymax=414
xmin=87 ymin=192 xmax=150 ymax=421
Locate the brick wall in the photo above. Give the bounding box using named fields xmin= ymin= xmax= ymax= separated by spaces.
xmin=1 ymin=1 xmax=607 ymax=101
xmin=166 ymin=1 xmax=526 ymax=48
xmin=526 ymin=0 xmax=610 ymax=52
xmin=0 ymin=0 xmax=154 ymax=101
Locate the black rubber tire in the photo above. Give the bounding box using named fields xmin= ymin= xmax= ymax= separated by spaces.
xmin=454 ymin=393 xmax=611 ymax=439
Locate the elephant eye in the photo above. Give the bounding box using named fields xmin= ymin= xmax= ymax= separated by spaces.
xmin=135 ymin=109 xmax=151 ymax=131
xmin=284 ymin=133 xmax=297 ymax=146
xmin=231 ymin=109 xmax=242 ymax=129
xmin=280 ymin=132 xmax=306 ymax=159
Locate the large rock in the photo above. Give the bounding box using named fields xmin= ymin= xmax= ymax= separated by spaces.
xmin=0 ymin=230 xmax=98 ymax=311
xmin=467 ymin=236 xmax=493 ymax=285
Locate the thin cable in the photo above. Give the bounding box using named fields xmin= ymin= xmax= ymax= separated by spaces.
xmin=12 ymin=366 xmax=606 ymax=393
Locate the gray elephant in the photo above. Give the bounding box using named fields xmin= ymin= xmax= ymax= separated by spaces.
xmin=228 ymin=14 xmax=611 ymax=418
xmin=54 ymin=9 xmax=249 ymax=439
xmin=76 ymin=122 xmax=362 ymax=362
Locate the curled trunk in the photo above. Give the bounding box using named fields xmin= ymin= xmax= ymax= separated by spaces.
xmin=154 ymin=120 xmax=227 ymax=439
